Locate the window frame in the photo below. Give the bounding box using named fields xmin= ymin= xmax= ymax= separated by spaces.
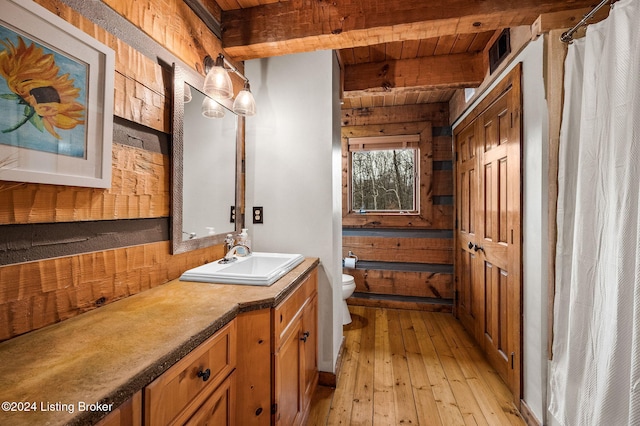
xmin=348 ymin=135 xmax=420 ymax=215
xmin=342 ymin=123 xmax=434 ymax=228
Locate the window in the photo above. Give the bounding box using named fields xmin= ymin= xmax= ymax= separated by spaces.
xmin=348 ymin=135 xmax=420 ymax=214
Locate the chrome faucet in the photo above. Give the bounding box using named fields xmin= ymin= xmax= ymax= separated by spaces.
xmin=223 ymin=244 xmax=252 ymax=262
xmin=224 ymin=234 xmax=235 ymax=253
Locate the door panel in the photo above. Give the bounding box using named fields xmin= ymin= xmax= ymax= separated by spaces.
xmin=455 ymin=123 xmax=479 ymax=337
xmin=454 ymin=64 xmax=522 ymax=404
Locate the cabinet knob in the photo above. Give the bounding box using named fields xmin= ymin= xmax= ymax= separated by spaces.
xmin=197 ymin=368 xmax=211 ymax=382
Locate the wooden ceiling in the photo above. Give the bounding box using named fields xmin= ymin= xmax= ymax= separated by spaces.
xmin=212 ymin=0 xmax=601 ymax=108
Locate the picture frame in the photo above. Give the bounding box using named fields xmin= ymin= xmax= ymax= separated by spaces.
xmin=0 ymin=0 xmax=115 ymax=188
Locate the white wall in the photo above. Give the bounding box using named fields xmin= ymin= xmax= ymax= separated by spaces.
xmin=244 ymin=50 xmax=343 ymax=373
xmin=453 ymin=37 xmax=550 ymax=423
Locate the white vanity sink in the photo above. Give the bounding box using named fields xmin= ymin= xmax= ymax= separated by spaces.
xmin=179 ymin=252 xmax=305 ymax=286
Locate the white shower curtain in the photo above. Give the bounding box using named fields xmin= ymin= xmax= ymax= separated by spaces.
xmin=549 ymin=0 xmax=640 ymax=425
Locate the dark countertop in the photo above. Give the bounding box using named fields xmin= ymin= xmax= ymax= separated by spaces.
xmin=0 ymin=257 xmax=319 ymax=426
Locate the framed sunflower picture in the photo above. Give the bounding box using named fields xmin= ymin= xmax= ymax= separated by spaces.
xmin=0 ymin=0 xmax=114 ymax=188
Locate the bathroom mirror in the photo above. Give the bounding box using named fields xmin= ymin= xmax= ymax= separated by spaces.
xmin=171 ymin=64 xmax=244 ymax=254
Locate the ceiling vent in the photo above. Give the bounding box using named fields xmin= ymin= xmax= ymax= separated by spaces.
xmin=489 ymin=29 xmax=511 ymax=74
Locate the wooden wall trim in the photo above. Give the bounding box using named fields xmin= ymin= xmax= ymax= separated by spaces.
xmin=347 ymin=293 xmax=452 ymax=313
xmin=343 ymin=227 xmax=452 ymax=239
xmin=346 ymin=261 xmax=452 ymax=273
xmin=519 ymin=399 xmax=542 ymax=426
xmin=113 ymin=117 xmax=169 ymax=154
xmin=342 ymin=103 xmax=448 ymax=127
xmin=0 ymin=218 xmax=169 ymax=266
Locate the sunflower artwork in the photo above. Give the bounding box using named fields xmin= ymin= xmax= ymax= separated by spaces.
xmin=0 ymin=25 xmax=87 ymax=158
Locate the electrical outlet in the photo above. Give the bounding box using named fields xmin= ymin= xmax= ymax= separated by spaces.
xmin=253 ymin=207 xmax=263 ymax=224
xmin=230 ymin=206 xmax=235 ymax=223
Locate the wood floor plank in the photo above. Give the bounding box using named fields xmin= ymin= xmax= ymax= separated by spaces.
xmin=433 ymin=313 xmax=524 ymax=425
xmin=429 ymin=315 xmax=492 ymax=426
xmin=350 ymin=306 xmax=376 ymax=425
xmin=397 ymin=310 xmax=443 ymax=425
xmin=386 ymin=309 xmax=420 ymax=425
xmin=326 ymin=305 xmax=365 ymax=425
xmin=373 ymin=308 xmax=396 ymax=425
xmin=308 ymin=385 xmax=334 ymax=426
xmin=410 ymin=310 xmax=467 ymax=425
xmin=424 ymin=311 xmax=490 ymax=426
xmin=310 ymin=307 xmax=524 ymax=426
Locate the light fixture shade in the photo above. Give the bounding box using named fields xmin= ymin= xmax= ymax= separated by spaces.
xmin=183 ymin=83 xmax=192 ymax=103
xmin=201 ymin=96 xmax=225 ymax=119
xmin=233 ymin=81 xmax=257 ymax=116
xmin=203 ymin=55 xmax=233 ymax=100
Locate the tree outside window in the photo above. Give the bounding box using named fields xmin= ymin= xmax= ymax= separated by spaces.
xmin=348 ymin=135 xmax=420 ymax=214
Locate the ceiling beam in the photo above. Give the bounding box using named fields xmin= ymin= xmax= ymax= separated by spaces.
xmin=221 ymin=0 xmax=598 ymax=60
xmin=343 ymin=52 xmax=484 ymax=93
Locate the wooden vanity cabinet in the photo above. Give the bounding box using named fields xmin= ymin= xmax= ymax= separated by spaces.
xmin=144 ymin=320 xmax=237 ymax=426
xmin=272 ymin=269 xmax=319 ymax=426
xmin=235 ymin=267 xmax=319 ymax=426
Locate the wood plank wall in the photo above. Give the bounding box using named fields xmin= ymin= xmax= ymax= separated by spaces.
xmin=0 ymin=0 xmax=235 ymax=342
xmin=341 ymin=104 xmax=454 ymax=311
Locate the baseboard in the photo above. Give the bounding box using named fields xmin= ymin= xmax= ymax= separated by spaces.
xmin=318 ymin=336 xmax=346 ymax=388
xmin=520 ymin=400 xmax=542 ymax=426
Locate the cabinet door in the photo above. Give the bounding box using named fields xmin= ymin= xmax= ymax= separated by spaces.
xmin=236 ymin=309 xmax=271 ymax=425
xmin=274 ymin=319 xmax=303 ymax=426
xmin=185 ymin=372 xmax=236 ymax=426
xmin=96 ymin=391 xmax=142 ymax=426
xmin=301 ymin=293 xmax=318 ymax=410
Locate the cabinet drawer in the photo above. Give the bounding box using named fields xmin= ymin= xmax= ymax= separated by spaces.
xmin=185 ymin=371 xmax=236 ymax=426
xmin=145 ymin=320 xmax=237 ymax=426
xmin=273 ymin=269 xmax=317 ymax=348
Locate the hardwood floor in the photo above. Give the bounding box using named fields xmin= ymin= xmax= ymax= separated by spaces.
xmin=307 ymin=306 xmax=525 ymax=425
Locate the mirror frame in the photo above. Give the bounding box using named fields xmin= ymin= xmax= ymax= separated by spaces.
xmin=171 ymin=64 xmax=245 ymax=254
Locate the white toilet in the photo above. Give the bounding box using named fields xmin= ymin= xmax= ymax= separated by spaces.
xmin=341 ymin=274 xmax=356 ymax=325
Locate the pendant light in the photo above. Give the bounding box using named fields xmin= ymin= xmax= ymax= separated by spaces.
xmin=200 ymin=52 xmax=257 ymax=117
xmin=203 ymin=54 xmax=233 ymax=100
xmin=183 ymin=83 xmax=192 ymax=103
xmin=201 ymin=96 xmax=225 ymax=119
xmin=232 ymin=80 xmax=256 ymax=116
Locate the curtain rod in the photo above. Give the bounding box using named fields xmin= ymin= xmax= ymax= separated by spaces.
xmin=561 ymin=0 xmax=611 ymax=43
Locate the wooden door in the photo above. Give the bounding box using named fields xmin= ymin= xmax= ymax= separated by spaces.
xmin=454 ymin=65 xmax=522 ymax=404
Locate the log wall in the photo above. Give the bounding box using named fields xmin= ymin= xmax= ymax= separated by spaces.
xmin=341 ymin=104 xmax=454 ymax=311
xmin=0 ymin=0 xmax=236 ymax=341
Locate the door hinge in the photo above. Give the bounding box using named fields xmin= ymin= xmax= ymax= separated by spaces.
xmin=511 ymin=352 xmax=515 ymax=369
xmin=271 ymin=403 xmax=277 ymax=415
